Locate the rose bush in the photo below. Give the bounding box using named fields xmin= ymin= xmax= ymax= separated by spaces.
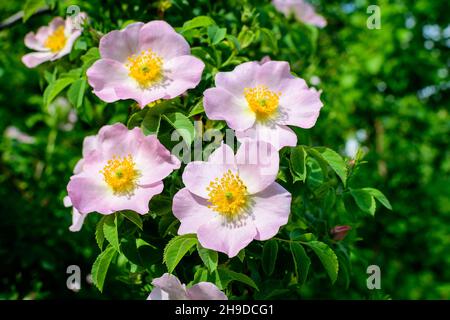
xmin=1 ymin=0 xmax=447 ymax=300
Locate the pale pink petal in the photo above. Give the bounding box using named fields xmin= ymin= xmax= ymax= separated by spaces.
xmin=206 ymin=142 xmax=236 ymax=166
xmin=82 ymin=135 xmax=100 ymax=157
xmin=34 ymin=26 xmax=51 ymax=44
xmin=214 ymin=61 xmax=259 ymax=97
xmin=187 ymin=283 xmax=228 ymax=300
xmin=278 ymin=78 xmax=323 ymax=128
xmin=172 ymin=188 xmax=216 ymax=235
xmin=69 ymin=208 xmax=88 ymax=232
xmin=181 ymin=161 xmax=231 ymax=199
xmin=22 ymin=52 xmax=55 ymax=68
xmin=147 ymin=287 xmax=169 ymax=300
xmin=197 ymin=217 xmax=257 ymax=258
xmin=256 ymin=60 xmax=293 ymax=89
xmin=149 ymin=273 xmax=188 ymax=300
xmin=162 ymin=55 xmax=205 ymax=98
xmin=24 ymin=32 xmax=47 ymax=51
xmin=99 ymin=22 xmax=144 ymax=63
xmin=86 ymin=59 xmax=136 ymax=103
xmin=49 ymin=17 xmax=65 ymax=31
xmin=138 ymin=20 xmax=190 ymax=60
xmin=235 ymin=140 xmax=279 ymax=194
xmin=134 ymin=132 xmax=181 ymax=185
xmin=203 ymin=87 xmax=255 ymax=131
xmin=236 ymin=122 xmax=297 ymax=151
xmin=251 ymin=183 xmax=291 ymax=240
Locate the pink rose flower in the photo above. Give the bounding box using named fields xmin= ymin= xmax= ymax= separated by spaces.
xmin=147 ymin=273 xmax=227 ymax=300
xmin=86 ymin=21 xmax=205 ymax=108
xmin=66 ymin=123 xmax=180 ymax=222
xmin=272 ymin=0 xmax=327 ymax=28
xmin=330 ymin=225 xmax=352 ymax=241
xmin=22 ymin=14 xmax=86 ymax=68
xmin=172 ymin=141 xmax=291 ymax=258
xmin=204 ymin=61 xmax=323 ymax=150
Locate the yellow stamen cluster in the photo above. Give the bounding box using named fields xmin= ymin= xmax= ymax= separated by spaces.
xmin=127 ymin=49 xmax=163 ymax=88
xmin=101 ymin=154 xmax=139 ymax=195
xmin=44 ymin=26 xmax=67 ymax=53
xmin=207 ymin=170 xmax=248 ymax=219
xmin=244 ymin=85 xmax=281 ymax=119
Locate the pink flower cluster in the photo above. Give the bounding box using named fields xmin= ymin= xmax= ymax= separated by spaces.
xmin=22 ymin=15 xmax=327 ymax=300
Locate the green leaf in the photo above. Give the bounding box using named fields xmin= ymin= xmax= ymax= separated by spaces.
xmin=350 ymin=188 xmax=376 ymax=215
xmin=188 ymin=99 xmax=205 ymax=117
xmin=290 ymin=242 xmax=311 ymax=285
xmin=163 ymin=113 xmax=195 ymax=146
xmin=217 ymin=268 xmax=258 ymax=291
xmin=361 ymin=188 xmax=392 ymax=210
xmin=81 ymin=48 xmax=100 ymax=73
xmin=67 ymin=78 xmax=87 ymax=108
xmin=238 ymin=26 xmax=255 ymax=49
xmin=95 ymin=216 xmax=106 ymax=250
xmin=313 ymin=147 xmax=348 ymax=186
xmin=207 ymin=25 xmax=227 ymax=45
xmin=23 ymin=0 xmax=47 ymax=22
xmin=260 ymin=27 xmax=278 ymax=53
xmin=290 ymin=146 xmax=307 ymax=182
xmin=141 ymin=110 xmax=161 ymax=136
xmin=304 ymin=241 xmax=339 ymax=284
xmin=91 ymin=245 xmax=116 ymax=292
xmin=262 ymin=240 xmax=278 ymax=276
xmin=197 ymin=243 xmax=218 ymax=272
xmin=181 ymin=16 xmax=215 ymax=32
xmin=43 ymin=77 xmax=77 ymax=107
xmin=121 ymin=211 xmax=143 ymax=230
xmin=163 ymin=234 xmax=198 ymax=273
xmin=103 ymin=214 xmax=120 ymax=252
xmin=237 ymin=249 xmax=245 ymax=263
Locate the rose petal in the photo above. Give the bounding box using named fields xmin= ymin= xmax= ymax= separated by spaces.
xmin=187 ymin=283 xmax=228 ymax=300
xmin=236 ymin=122 xmax=297 ymax=151
xmin=99 ymin=22 xmax=144 ymax=63
xmin=22 ymin=52 xmax=55 ymax=68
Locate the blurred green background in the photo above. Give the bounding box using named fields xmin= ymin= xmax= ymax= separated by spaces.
xmin=0 ymin=0 xmax=448 ymax=299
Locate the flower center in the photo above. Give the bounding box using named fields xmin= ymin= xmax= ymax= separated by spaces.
xmin=44 ymin=26 xmax=67 ymax=53
xmin=244 ymin=85 xmax=281 ymax=119
xmin=100 ymin=154 xmax=139 ymax=195
xmin=127 ymin=49 xmax=163 ymax=88
xmin=207 ymin=170 xmax=248 ymax=219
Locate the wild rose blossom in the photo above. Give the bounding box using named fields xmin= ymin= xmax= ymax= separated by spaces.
xmin=66 ymin=123 xmax=180 ymax=222
xmin=204 ymin=61 xmax=323 ymax=150
xmin=22 ymin=14 xmax=86 ymax=68
xmin=172 ymin=141 xmax=291 ymax=257
xmin=147 ymin=273 xmax=227 ymax=300
xmin=272 ymin=0 xmax=327 ymax=28
xmin=87 ymin=21 xmax=205 ymax=108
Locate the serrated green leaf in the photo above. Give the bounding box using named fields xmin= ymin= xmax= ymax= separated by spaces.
xmin=197 ymin=243 xmax=218 ymax=272
xmin=163 ymin=234 xmax=198 ymax=273
xmin=290 ymin=146 xmax=307 ymax=182
xmin=163 ymin=113 xmax=195 ymax=146
xmin=208 ymin=25 xmax=227 ymax=45
xmin=81 ymin=47 xmax=100 ymax=73
xmin=262 ymin=240 xmax=278 ymax=276
xmin=103 ymin=214 xmax=120 ymax=252
xmin=121 ymin=211 xmax=143 ymax=230
xmin=312 ymin=147 xmax=348 ymax=186
xmin=304 ymin=241 xmax=339 ymax=284
xmin=141 ymin=110 xmax=161 ymax=135
xmin=95 ymin=216 xmax=106 ymax=250
xmin=188 ymin=99 xmax=205 ymax=117
xmin=290 ymin=242 xmax=311 ymax=285
xmin=361 ymin=188 xmax=392 ymax=210
xmin=91 ymin=245 xmax=116 ymax=292
xmin=350 ymin=188 xmax=376 ymax=215
xmin=216 ymin=268 xmax=258 ymax=290
xmin=181 ymin=16 xmax=215 ymax=32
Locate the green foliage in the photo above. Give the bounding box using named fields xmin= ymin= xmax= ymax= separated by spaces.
xmin=0 ymin=0 xmax=448 ymax=301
